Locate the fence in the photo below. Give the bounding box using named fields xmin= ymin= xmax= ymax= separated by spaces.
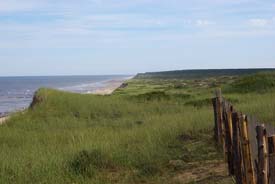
xmin=212 ymin=89 xmax=275 ymax=184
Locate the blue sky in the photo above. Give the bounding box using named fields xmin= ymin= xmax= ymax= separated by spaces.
xmin=0 ymin=0 xmax=275 ymax=76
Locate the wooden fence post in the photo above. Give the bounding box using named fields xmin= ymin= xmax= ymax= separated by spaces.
xmin=268 ymin=135 xmax=275 ymax=184
xmin=212 ymin=97 xmax=220 ymax=143
xmin=212 ymin=88 xmax=224 ymax=146
xmin=256 ymin=124 xmax=268 ymax=184
xmin=223 ymin=102 xmax=234 ymax=175
xmin=232 ymin=112 xmax=244 ymax=184
xmin=239 ymin=114 xmax=256 ymax=184
xmin=217 ymin=89 xmax=226 ymax=152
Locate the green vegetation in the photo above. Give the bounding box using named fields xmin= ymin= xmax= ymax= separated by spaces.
xmin=136 ymin=68 xmax=275 ymax=79
xmin=1 ymin=70 xmax=275 ymax=183
xmin=224 ymin=72 xmax=275 ymax=93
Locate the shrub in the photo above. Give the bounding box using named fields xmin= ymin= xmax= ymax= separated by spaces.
xmin=226 ymin=72 xmax=275 ymax=93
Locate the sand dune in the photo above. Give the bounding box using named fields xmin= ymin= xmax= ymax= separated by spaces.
xmin=0 ymin=116 xmax=8 ymax=124
xmin=0 ymin=77 xmax=132 ymax=125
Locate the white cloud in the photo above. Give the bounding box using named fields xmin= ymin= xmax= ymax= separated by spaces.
xmin=248 ymin=18 xmax=269 ymax=27
xmin=0 ymin=0 xmax=275 ymax=49
xmin=51 ymin=14 xmax=192 ymax=33
xmin=208 ymin=29 xmax=275 ymax=38
xmin=0 ymin=0 xmax=43 ymax=12
xmin=196 ymin=19 xmax=215 ymax=27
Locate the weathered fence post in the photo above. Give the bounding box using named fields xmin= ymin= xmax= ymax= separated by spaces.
xmin=212 ymin=88 xmax=224 ymax=146
xmin=256 ymin=124 xmax=268 ymax=184
xmin=232 ymin=112 xmax=244 ymax=184
xmin=212 ymin=97 xmax=220 ymax=143
xmin=268 ymin=135 xmax=275 ymax=184
xmin=223 ymin=102 xmax=234 ymax=175
xmin=239 ymin=114 xmax=256 ymax=184
xmin=215 ymin=89 xmax=226 ymax=153
xmin=217 ymin=89 xmax=225 ymax=146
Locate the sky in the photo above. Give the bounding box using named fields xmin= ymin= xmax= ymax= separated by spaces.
xmin=0 ymin=0 xmax=275 ymax=76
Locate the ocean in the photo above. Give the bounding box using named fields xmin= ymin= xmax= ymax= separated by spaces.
xmin=0 ymin=75 xmax=131 ymax=116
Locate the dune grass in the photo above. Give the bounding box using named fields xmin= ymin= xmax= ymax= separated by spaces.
xmin=1 ymin=71 xmax=275 ymax=183
xmin=0 ymin=88 xmax=217 ymax=184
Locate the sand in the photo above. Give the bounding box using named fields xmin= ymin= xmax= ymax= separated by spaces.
xmin=0 ymin=116 xmax=9 ymax=125
xmin=0 ymin=76 xmax=133 ymax=125
xmin=90 ymin=77 xmax=132 ymax=95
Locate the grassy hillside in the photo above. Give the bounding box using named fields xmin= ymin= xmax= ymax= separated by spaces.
xmin=136 ymin=68 xmax=275 ymax=79
xmin=1 ymin=71 xmax=275 ymax=183
xmin=224 ymin=72 xmax=275 ymax=93
xmin=0 ymin=89 xmax=222 ymax=184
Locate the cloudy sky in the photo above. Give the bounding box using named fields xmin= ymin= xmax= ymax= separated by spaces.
xmin=0 ymin=0 xmax=275 ymax=76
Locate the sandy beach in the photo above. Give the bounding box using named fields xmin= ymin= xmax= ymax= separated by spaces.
xmin=0 ymin=116 xmax=9 ymax=125
xmin=90 ymin=77 xmax=133 ymax=95
xmin=0 ymin=76 xmax=133 ymax=125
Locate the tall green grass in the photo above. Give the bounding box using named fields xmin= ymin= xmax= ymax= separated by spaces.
xmin=0 ymin=88 xmax=214 ymax=184
xmin=2 ymin=71 xmax=275 ymax=183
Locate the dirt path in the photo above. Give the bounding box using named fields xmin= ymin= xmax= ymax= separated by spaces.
xmin=172 ymin=160 xmax=234 ymax=184
xmin=167 ymin=131 xmax=235 ymax=184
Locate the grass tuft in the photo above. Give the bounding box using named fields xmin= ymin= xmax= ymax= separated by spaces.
xmin=69 ymin=149 xmax=111 ymax=178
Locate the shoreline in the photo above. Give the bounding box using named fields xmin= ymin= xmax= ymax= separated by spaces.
xmin=0 ymin=76 xmax=134 ymax=124
xmin=89 ymin=76 xmax=133 ymax=95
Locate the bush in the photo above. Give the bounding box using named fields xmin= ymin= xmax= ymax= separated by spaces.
xmin=226 ymin=72 xmax=275 ymax=93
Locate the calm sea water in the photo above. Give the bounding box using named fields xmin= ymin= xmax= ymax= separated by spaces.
xmin=0 ymin=75 xmax=130 ymax=115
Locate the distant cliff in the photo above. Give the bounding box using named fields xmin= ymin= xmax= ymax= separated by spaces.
xmin=135 ymin=68 xmax=275 ymax=79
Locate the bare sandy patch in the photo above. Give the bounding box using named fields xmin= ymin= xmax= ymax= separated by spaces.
xmin=0 ymin=116 xmax=9 ymax=125
xmin=91 ymin=77 xmax=132 ymax=95
xmin=173 ymin=160 xmax=234 ymax=183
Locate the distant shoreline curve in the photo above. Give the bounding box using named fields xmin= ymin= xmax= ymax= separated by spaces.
xmin=0 ymin=75 xmax=134 ymax=124
xmin=90 ymin=76 xmax=134 ymax=95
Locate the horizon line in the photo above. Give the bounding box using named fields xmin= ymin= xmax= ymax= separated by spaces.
xmin=1 ymin=67 xmax=275 ymax=77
